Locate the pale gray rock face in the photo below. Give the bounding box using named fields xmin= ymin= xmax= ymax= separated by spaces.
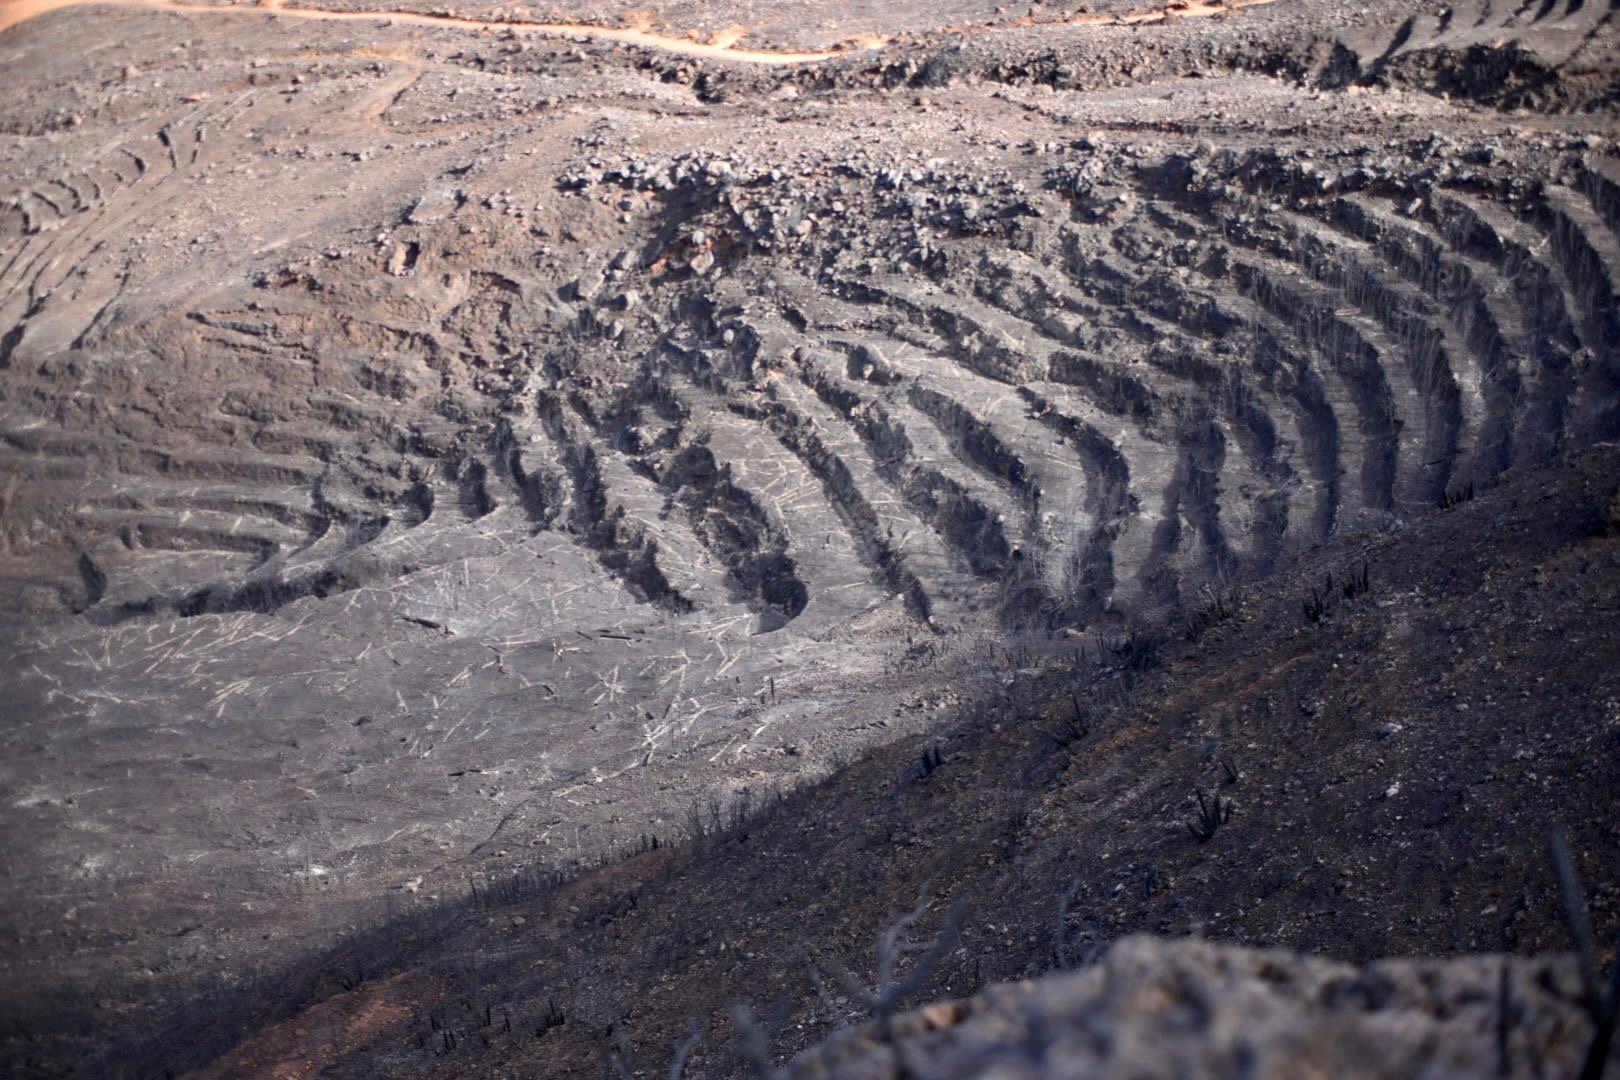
xmin=787 ymin=937 xmax=1596 ymax=1080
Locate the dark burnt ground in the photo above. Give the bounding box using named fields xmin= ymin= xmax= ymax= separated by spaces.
xmin=123 ymin=441 xmax=1620 ymax=1080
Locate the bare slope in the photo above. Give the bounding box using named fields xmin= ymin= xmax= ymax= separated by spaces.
xmin=123 ymin=436 xmax=1620 ymax=1080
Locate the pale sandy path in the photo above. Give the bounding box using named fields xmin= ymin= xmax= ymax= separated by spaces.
xmin=0 ymin=0 xmax=1279 ymax=64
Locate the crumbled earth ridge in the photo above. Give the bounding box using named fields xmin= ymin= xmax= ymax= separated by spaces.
xmin=0 ymin=0 xmax=1618 ymax=1076
xmin=785 ymin=937 xmax=1596 ymax=1080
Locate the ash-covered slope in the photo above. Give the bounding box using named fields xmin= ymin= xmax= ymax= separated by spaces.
xmin=1 ymin=0 xmax=1619 ymax=1076
xmin=152 ymin=440 xmax=1620 ymax=1080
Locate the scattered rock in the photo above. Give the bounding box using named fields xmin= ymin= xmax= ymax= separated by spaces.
xmin=1601 ymin=485 xmax=1620 ymax=534
xmin=786 ymin=938 xmax=1594 ymax=1079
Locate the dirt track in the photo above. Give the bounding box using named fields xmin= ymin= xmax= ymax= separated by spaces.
xmin=1 ymin=0 xmax=1618 ymax=1075
xmin=0 ymin=0 xmax=871 ymax=59
xmin=0 ymin=0 xmax=1280 ymax=57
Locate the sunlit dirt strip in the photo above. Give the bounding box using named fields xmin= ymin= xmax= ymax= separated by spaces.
xmin=0 ymin=0 xmax=1280 ymax=63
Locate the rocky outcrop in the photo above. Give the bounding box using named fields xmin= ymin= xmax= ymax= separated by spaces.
xmin=787 ymin=937 xmax=1598 ymax=1079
